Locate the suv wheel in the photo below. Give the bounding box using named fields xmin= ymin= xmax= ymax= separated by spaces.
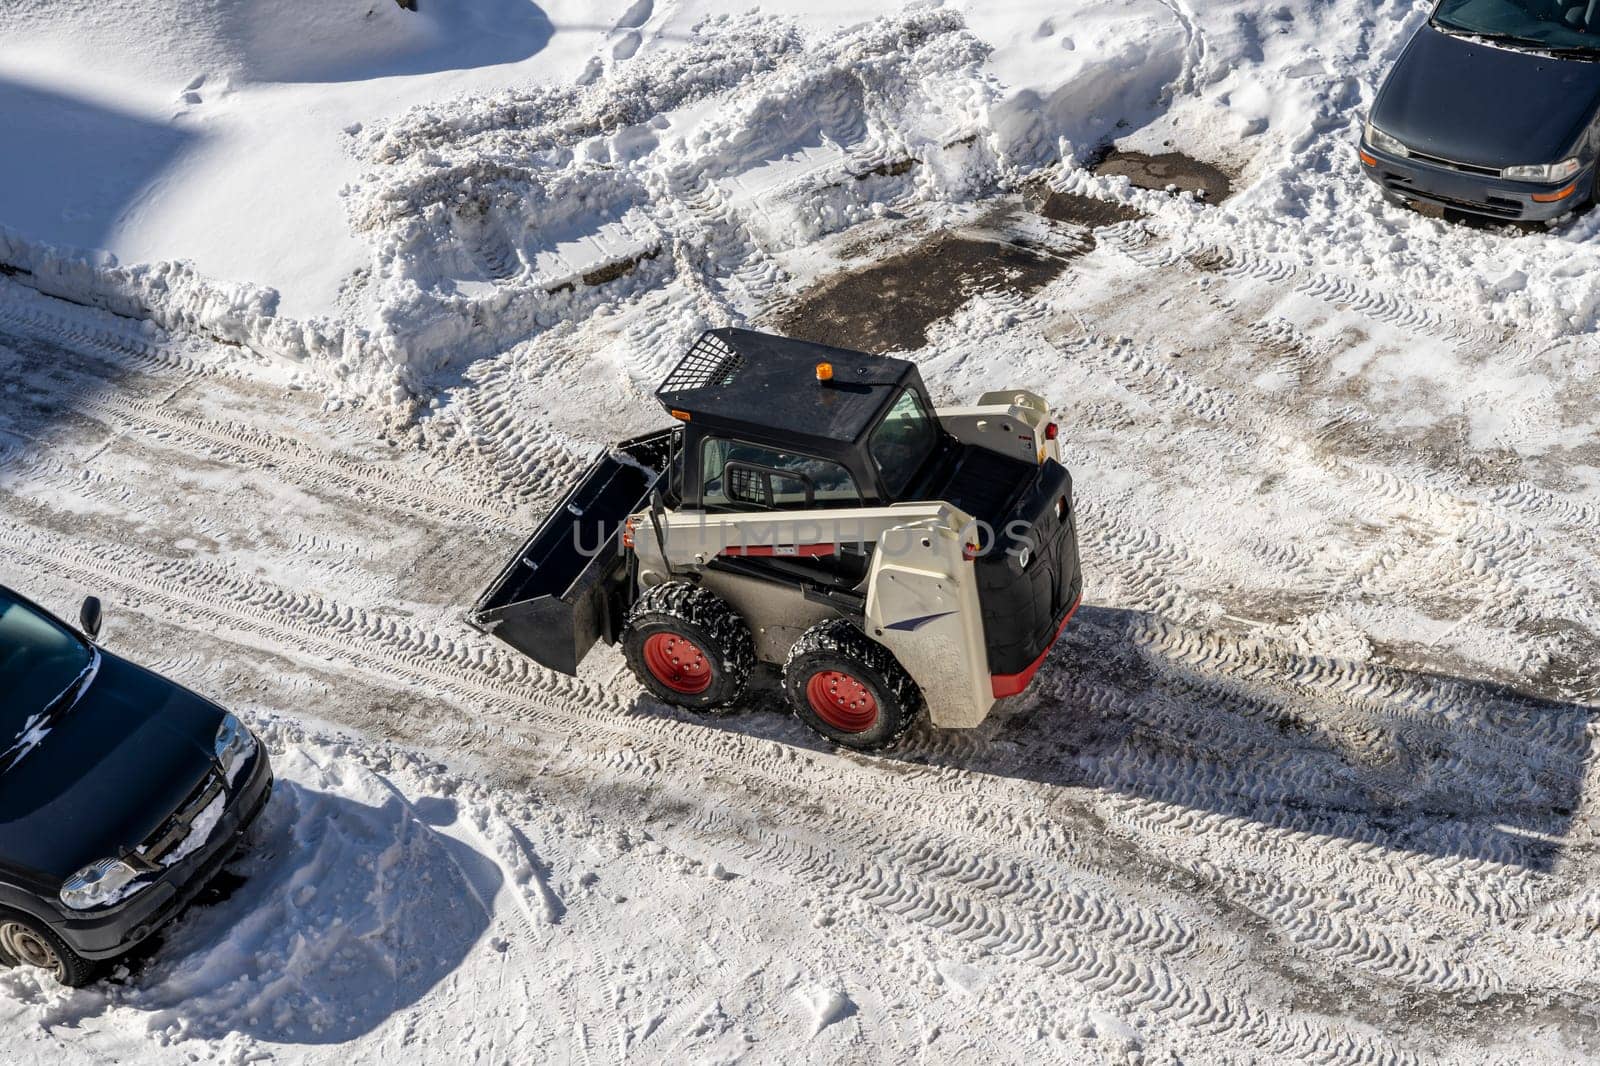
xmin=784 ymin=618 xmax=924 ymax=751
xmin=622 ymin=582 xmax=755 ymax=712
xmin=0 ymin=910 xmax=98 ymax=987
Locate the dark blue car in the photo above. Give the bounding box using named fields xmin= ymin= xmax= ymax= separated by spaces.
xmin=0 ymin=585 xmax=272 ymax=985
xmin=1361 ymin=0 xmax=1600 ymax=220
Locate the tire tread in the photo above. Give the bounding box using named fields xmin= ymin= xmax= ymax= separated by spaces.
xmin=784 ymin=618 xmax=924 ymax=751
xmin=623 ymin=581 xmax=755 ymax=710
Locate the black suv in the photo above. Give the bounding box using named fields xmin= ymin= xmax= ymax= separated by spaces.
xmin=0 ymin=584 xmax=272 ymax=985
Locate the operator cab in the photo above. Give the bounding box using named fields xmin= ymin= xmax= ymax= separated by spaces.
xmin=655 ymin=329 xmax=1048 ymax=532
xmin=655 ymin=329 xmax=940 ymax=512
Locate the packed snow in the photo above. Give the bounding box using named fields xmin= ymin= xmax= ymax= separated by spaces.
xmin=2 ymin=0 xmax=1600 ymax=1063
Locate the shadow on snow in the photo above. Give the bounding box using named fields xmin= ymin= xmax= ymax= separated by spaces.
xmin=665 ymin=604 xmax=1593 ymax=873
xmin=0 ymin=79 xmax=196 ymax=254
xmin=106 ymin=779 xmax=500 ymax=1045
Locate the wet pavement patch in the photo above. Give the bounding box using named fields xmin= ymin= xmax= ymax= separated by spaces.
xmin=1093 ymin=149 xmax=1234 ymax=203
xmin=773 ymin=231 xmax=1073 ymax=353
xmin=1027 ymin=187 xmax=1146 ymax=228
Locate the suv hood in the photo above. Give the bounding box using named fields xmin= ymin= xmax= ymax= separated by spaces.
xmin=1373 ymin=24 xmax=1600 ymax=168
xmin=0 ymin=652 xmax=222 ymax=883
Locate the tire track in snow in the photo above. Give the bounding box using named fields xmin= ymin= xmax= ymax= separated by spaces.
xmin=0 ymin=521 xmax=1279 ymax=1056
xmin=0 ymin=486 xmax=1472 ymax=1049
xmin=60 ymin=390 xmax=519 ymax=527
xmin=1040 ymin=299 xmax=1600 ymax=679
xmin=6 ymin=465 xmax=1582 ymax=1057
xmin=678 ymin=810 xmax=1422 ymax=1066
xmin=0 ymin=286 xmax=245 ymax=379
xmin=1096 ymin=220 xmax=1504 ymax=350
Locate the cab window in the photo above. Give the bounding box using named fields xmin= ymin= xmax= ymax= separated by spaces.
xmin=700 ymin=438 xmax=860 ymax=510
xmin=869 ymin=389 xmax=938 ymax=497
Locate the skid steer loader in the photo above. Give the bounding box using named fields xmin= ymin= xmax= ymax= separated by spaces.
xmin=468 ymin=328 xmax=1083 ymax=751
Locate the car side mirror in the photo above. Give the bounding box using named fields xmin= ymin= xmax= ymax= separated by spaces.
xmin=79 ymin=596 xmax=103 ymax=640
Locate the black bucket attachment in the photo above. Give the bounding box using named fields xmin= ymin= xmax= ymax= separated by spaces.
xmin=469 ymin=432 xmax=671 ymax=675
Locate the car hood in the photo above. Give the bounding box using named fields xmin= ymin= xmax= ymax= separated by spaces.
xmin=0 ymin=651 xmax=222 ymax=883
xmin=1373 ymin=24 xmax=1600 ymax=168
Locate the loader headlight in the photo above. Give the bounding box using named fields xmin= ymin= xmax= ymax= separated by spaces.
xmin=1363 ymin=117 xmax=1409 ymax=159
xmin=1502 ymin=158 xmax=1581 ymax=183
xmin=60 ymin=857 xmax=144 ymax=911
xmin=213 ymin=713 xmax=256 ymax=783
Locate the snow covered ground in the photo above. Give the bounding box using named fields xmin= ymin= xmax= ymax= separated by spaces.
xmin=3 ymin=0 xmax=1600 ymax=1063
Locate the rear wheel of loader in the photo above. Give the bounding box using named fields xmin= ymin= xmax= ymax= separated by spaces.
xmin=784 ymin=618 xmax=924 ymax=751
xmin=623 ymin=582 xmax=755 ymax=712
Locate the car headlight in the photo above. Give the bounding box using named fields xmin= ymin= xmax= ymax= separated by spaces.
xmin=213 ymin=713 xmax=256 ymax=783
xmin=60 ymin=857 xmax=144 ymax=910
xmin=1364 ymin=117 xmax=1409 ymax=159
xmin=1502 ymin=158 xmax=1581 ymax=182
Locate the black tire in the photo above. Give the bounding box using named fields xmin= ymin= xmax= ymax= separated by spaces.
xmin=783 ymin=618 xmax=924 ymax=751
xmin=0 ymin=909 xmax=99 ymax=987
xmin=622 ymin=581 xmax=755 ymax=712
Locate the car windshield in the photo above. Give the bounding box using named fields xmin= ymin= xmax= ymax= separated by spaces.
xmin=1433 ymin=0 xmax=1600 ymax=52
xmin=869 ymin=389 xmax=939 ymax=497
xmin=0 ymin=591 xmax=92 ymax=765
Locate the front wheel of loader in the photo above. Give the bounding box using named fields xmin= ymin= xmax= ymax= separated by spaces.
xmin=622 ymin=582 xmax=755 ymax=713
xmin=783 ymin=619 xmax=924 ymax=752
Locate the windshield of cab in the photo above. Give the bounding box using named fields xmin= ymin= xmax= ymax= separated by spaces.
xmin=869 ymin=389 xmax=939 ymax=497
xmin=1434 ymin=0 xmax=1600 ymax=51
xmin=0 ymin=590 xmax=92 ymax=739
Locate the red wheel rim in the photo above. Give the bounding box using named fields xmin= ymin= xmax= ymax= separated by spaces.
xmin=805 ymin=670 xmax=879 ymax=733
xmin=642 ymin=633 xmax=713 ymax=694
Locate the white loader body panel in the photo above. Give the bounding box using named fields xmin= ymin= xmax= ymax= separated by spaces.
xmin=646 ymin=505 xmax=944 ymax=572
xmin=862 ymin=514 xmax=993 ymax=728
xmin=937 ymin=389 xmax=1060 ymax=466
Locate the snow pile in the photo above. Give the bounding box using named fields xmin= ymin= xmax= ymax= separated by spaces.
xmin=0 ymin=226 xmax=411 ymax=402
xmin=0 ymin=2 xmax=1196 ymax=401
xmin=972 ymin=0 xmax=1188 ymax=167
xmin=344 ymin=10 xmax=1000 ymax=376
xmin=792 ymin=982 xmax=854 ymax=1035
xmin=6 ymin=0 xmax=1600 ymax=403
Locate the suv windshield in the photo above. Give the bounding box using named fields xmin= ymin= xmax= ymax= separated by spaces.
xmin=0 ymin=590 xmax=92 ymax=749
xmin=1434 ymin=0 xmax=1600 ymax=52
xmin=869 ymin=389 xmax=939 ymax=497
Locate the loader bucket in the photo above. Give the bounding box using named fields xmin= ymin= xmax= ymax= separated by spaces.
xmin=468 ymin=434 xmax=668 ymax=675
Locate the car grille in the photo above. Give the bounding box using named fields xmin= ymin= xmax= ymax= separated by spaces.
xmin=1382 ymin=178 xmax=1523 ymax=219
xmin=134 ymin=772 xmax=225 ymax=868
xmin=1407 ymin=149 xmax=1502 ymax=178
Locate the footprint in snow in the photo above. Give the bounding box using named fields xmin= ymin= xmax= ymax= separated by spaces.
xmin=615 ymin=0 xmax=653 ymax=29
xmin=613 ymin=30 xmax=642 ymax=61
xmin=178 ymin=74 xmax=206 ymax=106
